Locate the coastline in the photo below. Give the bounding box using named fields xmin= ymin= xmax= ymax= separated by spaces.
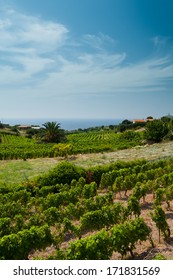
xmin=1 ymin=118 xmax=123 ymax=131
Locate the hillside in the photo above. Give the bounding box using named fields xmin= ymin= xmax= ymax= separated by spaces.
xmin=0 ymin=141 xmax=173 ymax=260
xmin=72 ymin=141 xmax=173 ymax=167
xmin=0 ymin=141 xmax=173 ymax=187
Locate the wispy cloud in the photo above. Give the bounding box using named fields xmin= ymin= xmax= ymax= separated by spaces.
xmin=152 ymin=36 xmax=170 ymax=48
xmin=0 ymin=7 xmax=68 ymax=84
xmin=0 ymin=8 xmax=68 ymax=52
xmin=0 ymin=7 xmax=173 ymax=98
xmin=82 ymin=32 xmax=117 ymax=51
xmin=39 ymin=54 xmax=173 ymax=98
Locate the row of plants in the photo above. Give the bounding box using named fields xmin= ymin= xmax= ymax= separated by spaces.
xmin=0 ymin=130 xmax=143 ymax=159
xmin=0 ymin=158 xmax=173 ymax=259
xmin=68 ymin=130 xmax=142 ymax=154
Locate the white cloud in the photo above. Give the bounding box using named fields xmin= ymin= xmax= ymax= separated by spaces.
xmin=36 ymin=53 xmax=173 ymax=98
xmin=0 ymin=8 xmax=68 ymax=52
xmin=83 ymin=32 xmax=116 ymax=50
xmin=0 ymin=7 xmax=68 ymax=84
xmin=0 ymin=7 xmax=173 ymax=101
xmin=78 ymin=53 xmax=126 ymax=69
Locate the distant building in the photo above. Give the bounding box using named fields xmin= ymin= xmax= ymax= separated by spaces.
xmin=132 ymin=119 xmax=146 ymax=124
xmin=17 ymin=125 xmax=32 ymax=130
xmin=17 ymin=125 xmax=41 ymax=130
xmin=31 ymin=126 xmax=41 ymax=130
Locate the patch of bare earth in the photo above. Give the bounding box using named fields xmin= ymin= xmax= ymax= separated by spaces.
xmin=111 ymin=192 xmax=173 ymax=260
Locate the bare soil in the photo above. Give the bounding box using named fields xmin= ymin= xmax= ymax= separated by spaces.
xmin=111 ymin=192 xmax=173 ymax=260
xmin=30 ymin=190 xmax=173 ymax=260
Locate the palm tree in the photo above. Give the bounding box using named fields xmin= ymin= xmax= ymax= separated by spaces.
xmin=41 ymin=121 xmax=66 ymax=143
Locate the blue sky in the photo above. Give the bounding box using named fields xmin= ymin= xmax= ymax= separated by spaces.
xmin=0 ymin=0 xmax=173 ymax=120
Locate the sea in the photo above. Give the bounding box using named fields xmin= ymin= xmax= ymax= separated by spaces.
xmin=2 ymin=118 xmax=123 ymax=131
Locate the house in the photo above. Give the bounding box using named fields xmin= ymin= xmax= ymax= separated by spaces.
xmin=132 ymin=119 xmax=146 ymax=124
xmin=17 ymin=125 xmax=32 ymax=130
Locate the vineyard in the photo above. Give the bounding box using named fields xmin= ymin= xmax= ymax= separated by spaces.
xmin=0 ymin=158 xmax=173 ymax=260
xmin=68 ymin=130 xmax=142 ymax=154
xmin=0 ymin=130 xmax=142 ymax=160
xmin=0 ymin=134 xmax=55 ymax=159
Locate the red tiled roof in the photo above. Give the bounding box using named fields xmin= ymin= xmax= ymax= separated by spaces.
xmin=133 ymin=119 xmax=146 ymax=123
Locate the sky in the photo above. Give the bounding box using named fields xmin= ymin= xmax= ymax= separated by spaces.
xmin=0 ymin=0 xmax=173 ymax=121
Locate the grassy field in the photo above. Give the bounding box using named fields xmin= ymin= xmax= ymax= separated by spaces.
xmin=1 ymin=141 xmax=173 ymax=187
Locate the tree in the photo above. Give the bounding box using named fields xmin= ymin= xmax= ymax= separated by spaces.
xmin=41 ymin=122 xmax=66 ymax=143
xmin=0 ymin=122 xmax=4 ymax=129
xmin=144 ymin=120 xmax=169 ymax=143
xmin=163 ymin=118 xmax=173 ymax=140
xmin=117 ymin=120 xmax=133 ymax=132
xmin=122 ymin=119 xmax=133 ymax=125
xmin=161 ymin=115 xmax=173 ymax=123
xmin=146 ymin=116 xmax=154 ymax=120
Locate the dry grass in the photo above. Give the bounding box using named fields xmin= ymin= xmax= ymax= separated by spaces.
xmin=72 ymin=141 xmax=173 ymax=167
xmin=0 ymin=141 xmax=173 ymax=187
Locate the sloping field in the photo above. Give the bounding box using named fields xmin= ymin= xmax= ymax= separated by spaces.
xmin=0 ymin=141 xmax=173 ymax=260
xmin=0 ymin=141 xmax=173 ymax=187
xmin=72 ymin=141 xmax=173 ymax=166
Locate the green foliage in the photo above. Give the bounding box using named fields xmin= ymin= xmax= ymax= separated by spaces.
xmin=0 ymin=126 xmax=143 ymax=160
xmin=66 ymin=230 xmax=112 ymax=260
xmin=41 ymin=122 xmax=66 ymax=143
xmin=0 ymin=225 xmax=53 ymax=260
xmin=0 ymin=218 xmax=11 ymax=237
xmin=153 ymin=254 xmax=166 ymax=260
xmin=36 ymin=161 xmax=86 ymax=187
xmin=66 ymin=218 xmax=151 ymax=260
xmin=150 ymin=206 xmax=170 ymax=241
xmin=82 ymin=182 xmax=97 ymax=198
xmin=80 ymin=203 xmax=124 ymax=231
xmin=119 ymin=130 xmax=141 ymax=141
xmin=43 ymin=207 xmax=63 ymax=225
xmin=0 ymin=134 xmax=54 ymax=159
xmin=117 ymin=119 xmax=145 ymax=132
xmin=0 ymin=154 xmax=173 ymax=260
xmin=126 ymin=195 xmax=141 ymax=217
xmin=111 ymin=218 xmax=151 ymax=258
xmin=52 ymin=143 xmax=73 ymax=157
xmin=68 ymin=130 xmax=142 ymax=154
xmin=153 ymin=188 xmax=165 ymax=206
xmin=144 ymin=120 xmax=169 ymax=143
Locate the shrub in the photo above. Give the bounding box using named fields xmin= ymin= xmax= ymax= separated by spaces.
xmin=36 ymin=161 xmax=86 ymax=187
xmin=144 ymin=120 xmax=169 ymax=143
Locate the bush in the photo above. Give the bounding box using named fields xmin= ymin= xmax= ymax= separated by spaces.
xmin=52 ymin=143 xmax=73 ymax=157
xmin=36 ymin=161 xmax=87 ymax=187
xmin=144 ymin=120 xmax=169 ymax=143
